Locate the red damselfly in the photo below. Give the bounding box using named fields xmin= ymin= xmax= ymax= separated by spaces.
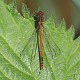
xmin=21 ymin=11 xmax=60 ymax=71
xmin=34 ymin=11 xmax=44 ymax=70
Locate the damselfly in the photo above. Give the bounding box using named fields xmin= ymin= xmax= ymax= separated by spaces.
xmin=21 ymin=11 xmax=60 ymax=71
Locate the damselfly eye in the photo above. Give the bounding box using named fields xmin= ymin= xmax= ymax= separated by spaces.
xmin=36 ymin=11 xmax=44 ymax=15
xmin=36 ymin=12 xmax=40 ymax=15
xmin=41 ymin=12 xmax=44 ymax=15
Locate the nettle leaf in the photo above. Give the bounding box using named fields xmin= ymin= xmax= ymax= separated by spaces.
xmin=0 ymin=0 xmax=80 ymax=80
xmin=22 ymin=3 xmax=30 ymax=19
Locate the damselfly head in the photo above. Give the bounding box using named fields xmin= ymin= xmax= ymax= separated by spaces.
xmin=36 ymin=11 xmax=44 ymax=16
xmin=34 ymin=11 xmax=44 ymax=22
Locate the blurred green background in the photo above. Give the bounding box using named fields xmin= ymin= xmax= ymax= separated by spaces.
xmin=6 ymin=0 xmax=80 ymax=38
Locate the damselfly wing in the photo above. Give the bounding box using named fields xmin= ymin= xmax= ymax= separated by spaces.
xmin=20 ymin=11 xmax=60 ymax=72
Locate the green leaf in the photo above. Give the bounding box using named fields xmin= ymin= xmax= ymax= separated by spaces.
xmin=0 ymin=0 xmax=80 ymax=80
xmin=22 ymin=3 xmax=30 ymax=18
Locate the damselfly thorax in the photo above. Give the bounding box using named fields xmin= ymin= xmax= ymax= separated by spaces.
xmin=34 ymin=11 xmax=44 ymax=29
